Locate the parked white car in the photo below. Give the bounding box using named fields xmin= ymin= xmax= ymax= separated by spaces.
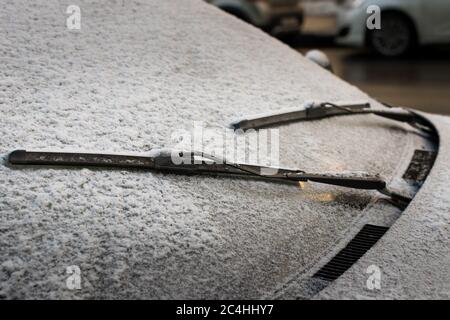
xmin=336 ymin=0 xmax=450 ymax=56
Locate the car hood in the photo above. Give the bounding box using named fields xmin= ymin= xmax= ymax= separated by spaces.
xmin=0 ymin=0 xmax=447 ymax=299
xmin=312 ymin=112 xmax=450 ymax=300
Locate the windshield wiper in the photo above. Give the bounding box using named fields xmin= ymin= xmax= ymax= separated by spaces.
xmin=230 ymin=101 xmax=435 ymax=134
xmin=8 ymin=149 xmax=411 ymax=207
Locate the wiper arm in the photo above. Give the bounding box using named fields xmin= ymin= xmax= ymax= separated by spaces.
xmin=8 ymin=150 xmax=410 ymax=206
xmin=230 ymin=101 xmax=434 ymax=133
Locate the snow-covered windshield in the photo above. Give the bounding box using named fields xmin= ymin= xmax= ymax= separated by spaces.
xmin=0 ymin=0 xmax=429 ymax=299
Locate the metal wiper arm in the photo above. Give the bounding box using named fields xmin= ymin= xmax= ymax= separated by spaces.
xmin=230 ymin=101 xmax=434 ymax=133
xmin=9 ymin=149 xmax=388 ymax=191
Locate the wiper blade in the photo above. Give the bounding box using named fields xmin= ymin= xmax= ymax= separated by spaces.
xmin=9 ymin=149 xmax=386 ymax=190
xmin=230 ymin=101 xmax=434 ymax=133
xmin=230 ymin=102 xmax=370 ymax=129
xmin=8 ymin=149 xmax=411 ymax=207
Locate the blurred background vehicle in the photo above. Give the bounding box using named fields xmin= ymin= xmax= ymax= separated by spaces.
xmin=336 ymin=0 xmax=450 ymax=57
xmin=206 ymin=0 xmax=304 ymax=35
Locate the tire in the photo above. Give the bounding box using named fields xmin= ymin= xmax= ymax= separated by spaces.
xmin=368 ymin=12 xmax=416 ymax=57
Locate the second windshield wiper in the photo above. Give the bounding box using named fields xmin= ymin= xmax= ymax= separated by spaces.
xmin=8 ymin=149 xmax=411 ymax=206
xmin=230 ymin=101 xmax=434 ymax=133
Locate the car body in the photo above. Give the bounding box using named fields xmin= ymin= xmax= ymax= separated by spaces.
xmin=336 ymin=0 xmax=450 ymax=56
xmin=0 ymin=0 xmax=449 ymax=299
xmin=206 ymin=0 xmax=304 ymax=35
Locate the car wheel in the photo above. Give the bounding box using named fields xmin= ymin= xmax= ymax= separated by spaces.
xmin=368 ymin=12 xmax=415 ymax=57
